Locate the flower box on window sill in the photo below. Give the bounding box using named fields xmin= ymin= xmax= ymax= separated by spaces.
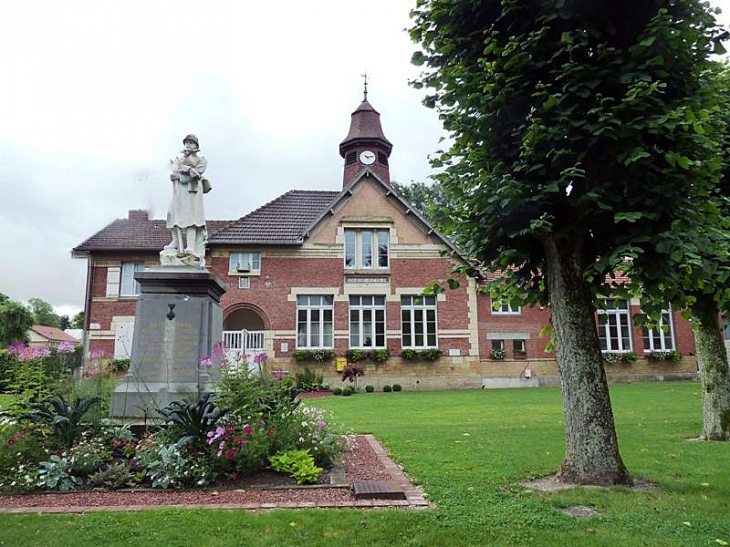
xmin=490 ymin=349 xmax=506 ymax=360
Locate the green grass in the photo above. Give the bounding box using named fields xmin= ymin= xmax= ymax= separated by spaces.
xmin=1 ymin=382 xmax=729 ymax=546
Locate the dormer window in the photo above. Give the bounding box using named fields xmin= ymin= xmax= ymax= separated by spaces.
xmin=344 ymin=229 xmax=389 ymax=270
xmin=228 ymin=252 xmax=261 ymax=275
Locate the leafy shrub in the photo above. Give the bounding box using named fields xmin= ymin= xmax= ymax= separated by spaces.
xmin=365 ymin=385 xmax=375 ymax=393
xmin=422 ymin=348 xmax=442 ymax=361
xmin=269 ymin=449 xmax=322 ymax=485
xmin=333 ymin=388 xmax=343 ymax=396
xmin=88 ymin=461 xmax=135 ymax=489
xmin=0 ymin=423 xmax=49 ymax=491
xmin=20 ymin=394 xmax=102 ymax=448
xmin=295 ymin=368 xmax=325 ymax=392
xmin=37 ymin=455 xmax=82 ymax=492
xmin=345 ymin=349 xmax=367 ymax=363
xmin=383 ymin=385 xmax=392 ymax=393
xmin=141 ymin=443 xmax=188 ymax=489
xmin=392 ymin=384 xmax=402 ymax=392
xmin=401 ymin=349 xmax=419 ymax=361
xmin=624 ymin=351 xmax=638 ymax=363
xmin=370 ymin=349 xmax=390 ymax=363
xmin=342 ymin=388 xmax=353 ymax=397
xmin=69 ymin=437 xmax=111 ymax=475
xmin=109 ymin=358 xmax=130 ymax=373
xmin=158 ymin=393 xmax=226 ymax=448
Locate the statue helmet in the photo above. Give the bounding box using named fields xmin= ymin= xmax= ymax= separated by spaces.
xmin=183 ymin=134 xmax=199 ymax=148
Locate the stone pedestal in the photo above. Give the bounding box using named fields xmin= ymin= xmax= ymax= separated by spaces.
xmin=110 ymin=267 xmax=226 ymax=419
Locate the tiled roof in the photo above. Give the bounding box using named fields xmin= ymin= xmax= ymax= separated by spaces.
xmin=209 ymin=190 xmax=340 ymax=245
xmin=339 ymin=100 xmax=393 ymax=155
xmin=30 ymin=325 xmax=79 ymax=343
xmin=73 ymin=217 xmax=233 ymax=252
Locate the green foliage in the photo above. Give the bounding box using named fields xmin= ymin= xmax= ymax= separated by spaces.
xmin=490 ymin=348 xmax=506 ymax=360
xmin=0 ymin=299 xmax=32 ymax=349
xmin=410 ymin=0 xmax=726 ymax=306
xmin=365 ymin=385 xmax=375 ymax=393
xmin=392 ymin=384 xmax=402 ymax=392
xmin=383 ymin=385 xmax=392 ymax=393
xmin=109 ymin=358 xmax=130 ymax=373
xmin=370 ymin=348 xmax=390 ymax=363
xmin=332 ymin=388 xmax=343 ymax=396
xmin=70 ymin=311 xmax=85 ymax=330
xmin=140 ymin=443 xmax=189 ymax=489
xmin=87 ymin=461 xmax=135 ymax=489
xmin=158 ymin=393 xmax=226 ymax=448
xmin=647 ymin=349 xmax=682 ymax=363
xmin=269 ymin=449 xmax=322 ymax=485
xmin=345 ymin=349 xmax=366 ymax=363
xmin=20 ymin=394 xmax=102 ymax=448
xmin=37 ymin=455 xmax=82 ymax=492
xmin=293 ymin=350 xmax=334 ymax=363
xmin=295 ymin=368 xmax=325 ymax=392
xmin=400 ymin=349 xmax=418 ymax=361
xmin=602 ymin=352 xmax=637 ymax=365
xmin=69 ymin=437 xmax=111 ymax=475
xmin=27 ymin=298 xmax=62 ymax=329
xmin=421 ymin=348 xmax=442 ymax=361
xmin=391 ymin=180 xmax=453 ymax=228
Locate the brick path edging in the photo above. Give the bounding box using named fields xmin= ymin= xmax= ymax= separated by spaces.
xmin=0 ymin=434 xmax=432 ymax=514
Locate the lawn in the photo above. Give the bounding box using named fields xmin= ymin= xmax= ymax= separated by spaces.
xmin=1 ymin=382 xmax=729 ymax=546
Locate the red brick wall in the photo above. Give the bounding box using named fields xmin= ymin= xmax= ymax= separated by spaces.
xmin=210 ymin=253 xmax=472 ymax=358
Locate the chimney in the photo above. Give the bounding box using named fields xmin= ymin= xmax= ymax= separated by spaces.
xmin=128 ymin=210 xmax=149 ymax=221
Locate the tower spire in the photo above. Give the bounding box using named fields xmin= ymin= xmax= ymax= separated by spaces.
xmin=362 ymin=71 xmax=368 ymax=102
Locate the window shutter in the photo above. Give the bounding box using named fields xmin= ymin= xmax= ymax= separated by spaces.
xmin=106 ymin=267 xmax=121 ymax=297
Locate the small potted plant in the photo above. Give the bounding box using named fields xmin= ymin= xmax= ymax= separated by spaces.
xmin=490 ymin=348 xmax=506 ymax=360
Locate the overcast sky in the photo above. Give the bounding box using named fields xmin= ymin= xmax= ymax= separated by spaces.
xmin=2 ymin=0 xmax=729 ymax=319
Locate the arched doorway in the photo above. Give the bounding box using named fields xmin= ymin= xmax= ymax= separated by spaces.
xmin=222 ymin=305 xmax=268 ymax=353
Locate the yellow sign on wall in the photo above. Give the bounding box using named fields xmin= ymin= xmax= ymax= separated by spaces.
xmin=336 ymin=357 xmax=347 ymax=372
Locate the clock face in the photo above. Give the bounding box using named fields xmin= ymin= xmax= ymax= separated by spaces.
xmin=359 ymin=150 xmax=376 ymax=165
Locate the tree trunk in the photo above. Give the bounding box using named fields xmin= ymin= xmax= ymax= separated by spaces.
xmin=542 ymin=234 xmax=631 ymax=485
xmin=691 ymin=294 xmax=730 ymax=441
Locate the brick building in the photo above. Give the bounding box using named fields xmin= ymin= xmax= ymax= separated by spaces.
xmin=72 ymin=97 xmax=698 ymax=388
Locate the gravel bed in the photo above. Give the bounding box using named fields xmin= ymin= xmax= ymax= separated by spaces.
xmin=0 ymin=435 xmax=390 ymax=509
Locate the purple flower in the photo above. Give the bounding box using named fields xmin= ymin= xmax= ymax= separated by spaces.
xmin=212 ymin=341 xmax=228 ymax=359
xmin=57 ymin=341 xmax=76 ymax=354
xmin=90 ymin=349 xmax=106 ymax=360
xmin=253 ymin=352 xmax=268 ymax=365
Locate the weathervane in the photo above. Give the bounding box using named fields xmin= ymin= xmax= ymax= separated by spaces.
xmin=362 ymin=71 xmax=368 ymax=101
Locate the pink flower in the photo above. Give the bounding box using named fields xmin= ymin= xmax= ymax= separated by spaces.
xmin=225 ymin=449 xmax=236 ymax=460
xmin=253 ymin=352 xmax=268 ymax=365
xmin=7 ymin=439 xmax=15 ymax=446
xmin=243 ymin=425 xmax=253 ymax=436
xmin=267 ymin=427 xmax=275 ymax=436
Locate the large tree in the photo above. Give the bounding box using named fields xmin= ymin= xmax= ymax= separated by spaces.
xmin=27 ymin=297 xmax=61 ymax=328
xmin=410 ymin=0 xmax=725 ymax=484
xmin=630 ymin=65 xmax=730 ymax=440
xmin=0 ymin=298 xmax=33 ymax=348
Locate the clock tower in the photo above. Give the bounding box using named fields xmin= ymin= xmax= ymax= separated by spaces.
xmin=339 ymin=90 xmax=393 ymax=188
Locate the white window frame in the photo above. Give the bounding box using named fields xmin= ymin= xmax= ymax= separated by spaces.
xmin=120 ymin=262 xmax=145 ymax=296
xmin=597 ymin=299 xmax=633 ymax=352
xmin=344 ymin=229 xmax=389 ymax=270
xmin=491 ymin=300 xmax=521 ymax=315
xmin=105 ymin=266 xmax=121 ymax=297
xmin=401 ymin=295 xmax=438 ymax=349
xmin=492 ymin=339 xmax=505 ymax=352
xmin=349 ymin=295 xmax=386 ymax=349
xmin=296 ymin=295 xmax=334 ymax=349
xmin=229 ymin=252 xmax=261 ymax=274
xmin=642 ymin=308 xmax=675 ymax=351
